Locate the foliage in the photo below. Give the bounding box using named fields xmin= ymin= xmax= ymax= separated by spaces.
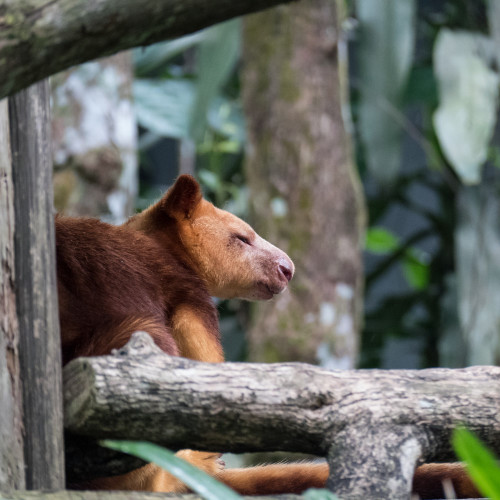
xmin=101 ymin=440 xmax=242 ymax=500
xmin=433 ymin=29 xmax=499 ymax=184
xmin=133 ymin=20 xmax=246 ymax=211
xmin=133 ymin=22 xmax=249 ymax=360
xmin=453 ymin=428 xmax=500 ymax=500
xmin=356 ymin=0 xmax=417 ymax=185
xmin=303 ymin=488 xmax=340 ymax=500
xmin=132 ymin=1 xmax=500 ymax=369
xmin=365 ymin=227 xmax=430 ymax=291
xmin=358 ymin=0 xmax=500 ymax=368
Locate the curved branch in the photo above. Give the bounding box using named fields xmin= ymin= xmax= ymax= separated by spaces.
xmin=0 ymin=0 xmax=295 ymax=99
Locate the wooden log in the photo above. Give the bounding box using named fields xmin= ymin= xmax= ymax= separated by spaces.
xmin=0 ymin=100 xmax=25 ymax=489
xmin=64 ymin=332 xmax=500 ymax=499
xmin=0 ymin=0 xmax=295 ymax=100
xmin=9 ymin=82 xmax=65 ymax=490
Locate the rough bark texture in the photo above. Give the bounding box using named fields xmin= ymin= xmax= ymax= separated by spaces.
xmin=51 ymin=52 xmax=138 ymax=223
xmin=0 ymin=100 xmax=25 ymax=489
xmin=242 ymin=0 xmax=365 ymax=368
xmin=9 ymin=82 xmax=65 ymax=490
xmin=0 ymin=0 xmax=295 ymax=100
xmin=64 ymin=332 xmax=500 ymax=499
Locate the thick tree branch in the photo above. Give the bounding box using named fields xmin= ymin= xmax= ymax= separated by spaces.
xmin=64 ymin=332 xmax=500 ymax=498
xmin=0 ymin=0 xmax=295 ymax=100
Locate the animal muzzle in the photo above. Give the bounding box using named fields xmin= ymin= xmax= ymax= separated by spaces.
xmin=277 ymin=256 xmax=294 ymax=283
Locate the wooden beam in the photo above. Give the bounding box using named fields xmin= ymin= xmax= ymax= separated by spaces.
xmin=64 ymin=332 xmax=500 ymax=498
xmin=0 ymin=99 xmax=25 ymax=489
xmin=9 ymin=82 xmax=65 ymax=490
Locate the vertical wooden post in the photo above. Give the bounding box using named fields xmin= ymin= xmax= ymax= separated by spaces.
xmin=0 ymin=100 xmax=25 ymax=489
xmin=9 ymin=81 xmax=65 ymax=490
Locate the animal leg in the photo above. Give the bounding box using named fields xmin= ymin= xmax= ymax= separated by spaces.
xmin=170 ymin=304 xmax=223 ymax=362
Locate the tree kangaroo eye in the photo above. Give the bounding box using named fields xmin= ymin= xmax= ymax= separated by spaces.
xmin=235 ymin=234 xmax=251 ymax=245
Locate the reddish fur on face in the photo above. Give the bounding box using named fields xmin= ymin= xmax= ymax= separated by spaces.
xmin=59 ymin=175 xmax=479 ymax=497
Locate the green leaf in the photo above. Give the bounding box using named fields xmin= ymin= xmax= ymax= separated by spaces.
xmin=134 ymin=32 xmax=207 ymax=77
xmin=101 ymin=440 xmax=241 ymax=500
xmin=453 ymin=428 xmax=500 ymax=500
xmin=433 ymin=29 xmax=499 ymax=184
xmin=133 ymin=79 xmax=196 ymax=139
xmin=303 ymin=488 xmax=340 ymax=500
xmin=189 ymin=20 xmax=241 ymax=142
xmin=365 ymin=227 xmax=400 ymax=254
xmin=198 ymin=169 xmax=221 ymax=192
xmin=357 ymin=0 xmax=416 ymax=185
xmin=402 ymin=250 xmax=429 ymax=290
xmin=207 ymin=97 xmax=246 ymax=144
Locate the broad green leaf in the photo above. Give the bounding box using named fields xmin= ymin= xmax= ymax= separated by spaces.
xmin=365 ymin=227 xmax=399 ymax=253
xmin=433 ymin=30 xmax=499 ymax=184
xmin=357 ymin=0 xmax=416 ymax=185
xmin=198 ymin=169 xmax=221 ymax=192
xmin=134 ymin=32 xmax=207 ymax=77
xmin=101 ymin=440 xmax=241 ymax=500
xmin=207 ymin=97 xmax=245 ymax=144
xmin=189 ymin=20 xmax=241 ymax=142
xmin=303 ymin=488 xmax=340 ymax=500
xmin=453 ymin=428 xmax=500 ymax=500
xmin=133 ymin=79 xmax=195 ymax=139
xmin=402 ymin=250 xmax=429 ymax=290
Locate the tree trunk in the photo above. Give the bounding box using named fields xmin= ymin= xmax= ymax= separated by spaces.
xmin=9 ymin=82 xmax=65 ymax=490
xmin=52 ymin=53 xmax=137 ymax=222
xmin=0 ymin=100 xmax=25 ymax=489
xmin=242 ymin=0 xmax=365 ymax=367
xmin=0 ymin=0 xmax=295 ymax=100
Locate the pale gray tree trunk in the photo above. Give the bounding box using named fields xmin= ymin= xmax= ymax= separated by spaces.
xmin=242 ymin=0 xmax=365 ymax=368
xmin=52 ymin=53 xmax=138 ymax=222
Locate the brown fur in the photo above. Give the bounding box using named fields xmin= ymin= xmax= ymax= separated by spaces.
xmin=58 ymin=175 xmax=480 ymax=497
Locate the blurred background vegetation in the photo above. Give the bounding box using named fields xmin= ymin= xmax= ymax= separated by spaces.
xmin=52 ymin=0 xmax=500 ymax=372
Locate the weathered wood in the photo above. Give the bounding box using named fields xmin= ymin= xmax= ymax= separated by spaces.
xmin=9 ymin=82 xmax=65 ymax=490
xmin=64 ymin=332 xmax=500 ymax=499
xmin=0 ymin=0 xmax=296 ymax=100
xmin=0 ymin=100 xmax=25 ymax=489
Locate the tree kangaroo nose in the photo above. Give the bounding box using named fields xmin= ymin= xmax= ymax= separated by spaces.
xmin=278 ymin=257 xmax=294 ymax=282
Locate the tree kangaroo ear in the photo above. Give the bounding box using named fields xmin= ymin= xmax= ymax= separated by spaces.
xmin=162 ymin=175 xmax=203 ymax=220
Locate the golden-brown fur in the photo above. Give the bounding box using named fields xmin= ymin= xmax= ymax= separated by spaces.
xmin=59 ymin=175 xmax=479 ymax=497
